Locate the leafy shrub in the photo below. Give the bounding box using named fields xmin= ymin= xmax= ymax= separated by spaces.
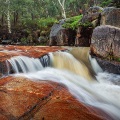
xmin=100 ymin=0 xmax=112 ymax=7
xmin=62 ymin=15 xmax=83 ymax=30
xmin=62 ymin=15 xmax=93 ymax=30
xmin=21 ymin=17 xmax=57 ymax=31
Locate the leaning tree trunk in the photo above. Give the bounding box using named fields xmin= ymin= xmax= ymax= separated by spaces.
xmin=58 ymin=0 xmax=66 ymax=19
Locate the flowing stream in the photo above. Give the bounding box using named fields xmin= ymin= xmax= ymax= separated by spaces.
xmin=6 ymin=48 xmax=120 ymax=120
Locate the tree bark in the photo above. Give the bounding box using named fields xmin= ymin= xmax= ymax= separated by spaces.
xmin=58 ymin=0 xmax=66 ymax=19
xmin=6 ymin=0 xmax=11 ymax=33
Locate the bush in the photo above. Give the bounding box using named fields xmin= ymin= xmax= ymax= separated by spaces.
xmin=62 ymin=15 xmax=83 ymax=30
xmin=21 ymin=17 xmax=57 ymax=31
xmin=100 ymin=0 xmax=112 ymax=7
xmin=62 ymin=15 xmax=93 ymax=30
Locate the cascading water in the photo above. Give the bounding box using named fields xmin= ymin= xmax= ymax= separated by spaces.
xmin=7 ymin=56 xmax=43 ymax=73
xmin=49 ymin=51 xmax=93 ymax=80
xmin=5 ymin=48 xmax=120 ymax=120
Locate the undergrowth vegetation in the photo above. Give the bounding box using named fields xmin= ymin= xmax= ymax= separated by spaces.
xmin=62 ymin=15 xmax=93 ymax=30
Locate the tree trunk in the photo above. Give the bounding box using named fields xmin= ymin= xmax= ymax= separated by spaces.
xmin=13 ymin=11 xmax=16 ymax=26
xmin=1 ymin=13 xmax=4 ymax=26
xmin=7 ymin=9 xmax=11 ymax=33
xmin=6 ymin=0 xmax=11 ymax=33
xmin=58 ymin=0 xmax=66 ymax=19
xmin=16 ymin=11 xmax=19 ymax=24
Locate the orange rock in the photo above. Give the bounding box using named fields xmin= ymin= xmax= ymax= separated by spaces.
xmin=0 ymin=76 xmax=111 ymax=120
xmin=0 ymin=45 xmax=66 ymax=61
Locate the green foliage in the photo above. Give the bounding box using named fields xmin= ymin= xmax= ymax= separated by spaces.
xmin=117 ymin=58 xmax=120 ymax=62
xmin=114 ymin=57 xmax=120 ymax=62
xmin=62 ymin=15 xmax=93 ymax=30
xmin=79 ymin=21 xmax=93 ymax=28
xmin=100 ymin=0 xmax=112 ymax=7
xmin=20 ymin=37 xmax=27 ymax=44
xmin=37 ymin=18 xmax=58 ymax=29
xmin=62 ymin=15 xmax=83 ymax=30
xmin=21 ymin=17 xmax=57 ymax=32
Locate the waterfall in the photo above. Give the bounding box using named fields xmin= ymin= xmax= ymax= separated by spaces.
xmin=4 ymin=47 xmax=120 ymax=119
xmin=7 ymin=56 xmax=43 ymax=73
xmin=49 ymin=51 xmax=93 ymax=81
xmin=17 ymin=68 xmax=120 ymax=120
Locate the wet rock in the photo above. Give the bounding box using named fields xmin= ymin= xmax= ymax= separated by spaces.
xmin=0 ymin=45 xmax=66 ymax=76
xmin=94 ymin=56 xmax=120 ymax=74
xmin=91 ymin=25 xmax=120 ymax=59
xmin=101 ymin=7 xmax=120 ymax=27
xmin=0 ymin=76 xmax=111 ymax=120
xmin=0 ymin=45 xmax=65 ymax=60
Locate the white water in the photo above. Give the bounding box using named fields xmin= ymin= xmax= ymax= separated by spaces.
xmin=7 ymin=50 xmax=120 ymax=120
xmin=7 ymin=56 xmax=43 ymax=73
xmin=49 ymin=51 xmax=93 ymax=80
xmin=15 ymin=68 xmax=120 ymax=120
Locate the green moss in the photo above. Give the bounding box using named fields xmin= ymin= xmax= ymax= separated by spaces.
xmin=114 ymin=57 xmax=120 ymax=62
xmin=62 ymin=15 xmax=93 ymax=30
xmin=62 ymin=15 xmax=83 ymax=30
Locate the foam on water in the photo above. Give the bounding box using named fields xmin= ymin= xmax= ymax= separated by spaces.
xmin=15 ymin=67 xmax=120 ymax=120
xmin=6 ymin=48 xmax=120 ymax=120
xmin=7 ymin=56 xmax=43 ymax=73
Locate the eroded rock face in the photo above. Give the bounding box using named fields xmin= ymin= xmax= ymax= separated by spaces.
xmin=101 ymin=7 xmax=120 ymax=27
xmin=82 ymin=6 xmax=103 ymax=27
xmin=49 ymin=19 xmax=66 ymax=46
xmin=91 ymin=25 xmax=120 ymax=59
xmin=49 ymin=19 xmax=76 ymax=46
xmin=88 ymin=6 xmax=104 ymax=14
xmin=75 ymin=27 xmax=93 ymax=46
xmin=0 ymin=76 xmax=111 ymax=120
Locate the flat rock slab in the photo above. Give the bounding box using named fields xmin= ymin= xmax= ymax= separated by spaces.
xmin=0 ymin=46 xmax=65 ymax=62
xmin=0 ymin=76 xmax=111 ymax=120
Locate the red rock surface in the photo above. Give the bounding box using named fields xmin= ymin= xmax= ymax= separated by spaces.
xmin=0 ymin=45 xmax=112 ymax=120
xmin=0 ymin=45 xmax=65 ymax=62
xmin=0 ymin=76 xmax=112 ymax=120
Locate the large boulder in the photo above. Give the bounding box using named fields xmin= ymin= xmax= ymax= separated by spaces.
xmin=101 ymin=7 xmax=120 ymax=27
xmin=82 ymin=6 xmax=103 ymax=27
xmin=91 ymin=25 xmax=120 ymax=59
xmin=49 ymin=19 xmax=76 ymax=46
xmin=49 ymin=19 xmax=67 ymax=46
xmin=88 ymin=6 xmax=103 ymax=14
xmin=90 ymin=25 xmax=120 ymax=74
xmin=94 ymin=56 xmax=120 ymax=74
